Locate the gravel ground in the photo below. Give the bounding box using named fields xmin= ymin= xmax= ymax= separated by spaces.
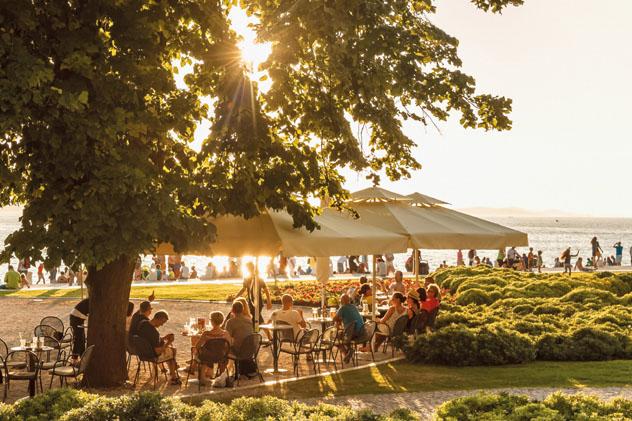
xmin=300 ymin=387 xmax=632 ymax=419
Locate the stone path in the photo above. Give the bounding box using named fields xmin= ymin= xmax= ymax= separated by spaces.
xmin=300 ymin=387 xmax=632 ymax=419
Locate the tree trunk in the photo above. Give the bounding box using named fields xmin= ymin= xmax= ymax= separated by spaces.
xmin=84 ymin=255 xmax=135 ymax=387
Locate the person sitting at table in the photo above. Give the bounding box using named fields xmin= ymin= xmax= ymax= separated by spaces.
xmin=357 ymin=276 xmax=373 ymax=307
xmin=388 ymin=271 xmax=406 ymax=295
xmin=69 ymin=298 xmax=89 ymax=359
xmin=333 ymin=294 xmax=365 ymax=363
xmin=405 ymin=290 xmax=420 ymax=333
xmin=363 ymin=292 xmax=407 ymax=353
xmin=129 ymin=300 xmax=152 ymax=339
xmin=137 ymin=310 xmax=180 ymax=385
xmin=225 ymin=301 xmax=254 ymax=350
xmin=415 ymin=284 xmax=441 ymax=332
xmin=196 ymin=311 xmax=232 ymax=385
xmin=269 ymin=294 xmax=306 ymax=340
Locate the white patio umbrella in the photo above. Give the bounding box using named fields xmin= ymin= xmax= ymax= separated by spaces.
xmin=156 ymin=207 xmax=409 ymax=323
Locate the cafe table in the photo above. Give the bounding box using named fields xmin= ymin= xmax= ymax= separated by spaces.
xmin=259 ymin=323 xmax=294 ymax=374
xmin=9 ymin=345 xmax=54 ymax=397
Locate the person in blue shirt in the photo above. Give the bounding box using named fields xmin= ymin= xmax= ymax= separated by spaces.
xmin=333 ymin=294 xmax=365 ymax=363
xmin=613 ymin=242 xmax=624 ymax=265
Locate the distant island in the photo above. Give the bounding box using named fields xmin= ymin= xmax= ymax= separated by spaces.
xmin=457 ymin=207 xmax=589 ymax=218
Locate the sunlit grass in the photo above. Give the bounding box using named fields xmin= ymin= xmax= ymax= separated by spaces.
xmin=227 ymin=360 xmax=632 ymax=401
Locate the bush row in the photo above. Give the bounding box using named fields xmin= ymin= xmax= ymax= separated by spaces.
xmin=436 ymin=392 xmax=632 ymax=420
xmin=402 ymin=266 xmax=632 ymax=365
xmin=0 ymin=389 xmax=419 ymax=421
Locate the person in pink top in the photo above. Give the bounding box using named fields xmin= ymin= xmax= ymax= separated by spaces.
xmin=456 ymin=250 xmax=464 ymax=266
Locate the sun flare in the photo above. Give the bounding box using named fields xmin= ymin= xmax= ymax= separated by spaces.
xmin=228 ymin=7 xmax=272 ymax=81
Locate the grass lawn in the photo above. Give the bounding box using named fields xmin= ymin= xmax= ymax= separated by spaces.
xmin=217 ymin=360 xmax=632 ymax=402
xmin=0 ymin=282 xmax=243 ymax=301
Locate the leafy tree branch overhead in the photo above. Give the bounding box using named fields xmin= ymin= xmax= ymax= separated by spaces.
xmin=0 ymin=0 xmax=523 ymax=387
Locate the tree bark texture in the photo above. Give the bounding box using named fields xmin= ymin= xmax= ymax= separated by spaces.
xmin=84 ymin=255 xmax=135 ymax=387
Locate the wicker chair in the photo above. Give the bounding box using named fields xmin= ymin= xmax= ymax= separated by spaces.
xmin=49 ymin=345 xmax=94 ymax=388
xmin=3 ymin=350 xmax=40 ymax=401
xmin=227 ymin=333 xmax=264 ymax=385
xmin=378 ymin=315 xmax=409 ymax=356
xmin=190 ymin=338 xmax=230 ymax=391
xmin=279 ymin=328 xmax=319 ymax=377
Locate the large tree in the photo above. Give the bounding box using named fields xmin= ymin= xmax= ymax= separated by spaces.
xmin=0 ymin=0 xmax=522 ymax=387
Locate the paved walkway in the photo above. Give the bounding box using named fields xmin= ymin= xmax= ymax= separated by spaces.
xmin=301 ymin=386 xmax=632 ymax=419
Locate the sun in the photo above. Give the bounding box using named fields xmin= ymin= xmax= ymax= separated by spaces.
xmin=228 ymin=7 xmax=272 ymax=80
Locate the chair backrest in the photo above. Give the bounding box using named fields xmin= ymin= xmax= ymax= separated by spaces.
xmin=275 ymin=320 xmax=296 ymax=342
xmin=233 ymin=333 xmax=262 ymax=360
xmin=0 ymin=338 xmax=8 ymax=359
xmin=361 ymin=320 xmax=377 ymax=342
xmin=40 ymin=316 xmax=64 ymax=334
xmin=129 ymin=335 xmax=155 ymax=360
xmin=78 ymin=345 xmax=95 ymax=374
xmin=342 ymin=322 xmax=356 ymax=341
xmin=5 ymin=350 xmax=39 ymax=374
xmin=391 ymin=315 xmax=409 ymax=338
xmin=297 ymin=329 xmax=319 ymax=351
xmin=34 ymin=324 xmax=57 ymax=339
xmin=198 ymin=338 xmax=230 ymax=365
xmin=319 ymin=326 xmax=338 ymax=350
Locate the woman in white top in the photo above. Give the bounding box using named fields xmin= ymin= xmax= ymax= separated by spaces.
xmin=363 ymin=292 xmax=407 ymax=352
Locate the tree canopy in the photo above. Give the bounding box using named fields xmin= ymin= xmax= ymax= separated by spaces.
xmin=0 ymin=0 xmax=522 ymax=267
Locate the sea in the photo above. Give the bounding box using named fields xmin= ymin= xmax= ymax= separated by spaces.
xmin=2 ymin=211 xmax=632 ymax=281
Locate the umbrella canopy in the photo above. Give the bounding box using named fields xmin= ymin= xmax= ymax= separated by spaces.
xmin=351 ymin=190 xmax=528 ymax=249
xmin=156 ymin=208 xmax=409 ymax=257
xmin=406 ymin=192 xmax=450 ymax=206
xmin=349 ymin=186 xmax=411 ymax=203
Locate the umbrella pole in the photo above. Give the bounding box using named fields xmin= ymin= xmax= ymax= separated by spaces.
xmin=254 ymin=256 xmax=259 ymax=331
xmin=372 ymin=255 xmax=377 ymax=320
xmin=414 ymin=249 xmax=419 ymax=283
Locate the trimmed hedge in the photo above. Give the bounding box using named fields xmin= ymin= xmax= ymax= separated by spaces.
xmin=435 ymin=392 xmax=632 ymax=420
xmin=401 ymin=266 xmax=632 ymax=365
xmin=0 ymin=389 xmax=419 ymax=421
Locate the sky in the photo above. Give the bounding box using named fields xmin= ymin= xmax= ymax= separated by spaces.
xmin=339 ymin=0 xmax=632 ymax=217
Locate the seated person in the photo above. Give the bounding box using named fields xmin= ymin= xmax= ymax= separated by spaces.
xmin=364 ymin=292 xmax=406 ymax=352
xmin=574 ymin=257 xmax=593 ymax=272
xmin=421 ymin=284 xmax=440 ymax=313
xmin=388 ymin=271 xmax=406 ymax=295
xmin=1 ymin=265 xmax=22 ymax=289
xmin=405 ymin=290 xmax=421 ymax=332
xmin=129 ymin=301 xmax=153 ymax=339
xmin=125 ymin=302 xmax=135 ymax=333
xmin=137 ymin=310 xmax=180 ymax=385
xmin=269 ymin=294 xmax=306 ymax=341
xmin=333 ymin=294 xmax=365 ymax=363
xmin=225 ymin=301 xmax=254 ymax=350
xmin=196 ymin=311 xmax=232 ymax=384
xmin=357 ymin=277 xmax=373 ymax=307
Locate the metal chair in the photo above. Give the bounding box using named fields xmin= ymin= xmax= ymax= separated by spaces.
xmin=129 ymin=335 xmax=168 ymax=390
xmin=3 ymin=350 xmax=41 ymax=401
xmin=190 ymin=338 xmax=230 ymax=391
xmin=0 ymin=338 xmax=26 ymax=372
xmin=335 ymin=322 xmax=357 ymax=368
xmin=40 ymin=316 xmax=73 ymax=346
xmin=49 ymin=345 xmax=94 ymax=388
xmin=350 ymin=320 xmax=377 ymax=365
xmin=36 ymin=335 xmax=65 ymax=390
xmin=279 ymin=328 xmax=319 ymax=377
xmin=227 ymin=333 xmax=264 ymax=385
xmin=379 ymin=315 xmax=409 ymax=356
xmin=313 ymin=326 xmax=338 ymax=372
xmin=34 ymin=324 xmax=70 ymax=351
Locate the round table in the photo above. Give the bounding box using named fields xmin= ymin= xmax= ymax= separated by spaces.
xmin=259 ymin=323 xmax=294 ymax=374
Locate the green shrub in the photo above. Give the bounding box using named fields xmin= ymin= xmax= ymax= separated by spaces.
xmin=456 ymin=288 xmax=493 ymax=305
xmin=561 ymin=288 xmax=619 ymax=305
xmin=435 ymin=392 xmax=632 ymax=420
xmin=14 ymin=388 xmax=95 ymax=421
xmin=0 ymin=403 xmax=16 ymax=421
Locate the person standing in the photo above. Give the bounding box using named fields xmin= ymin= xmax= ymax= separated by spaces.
xmin=496 ymin=248 xmax=505 ymax=267
xmin=560 ymin=247 xmax=580 ymax=276
xmin=467 ymin=249 xmax=476 ymax=266
xmin=613 ymin=242 xmax=624 ymax=266
xmin=236 ymin=262 xmax=272 ymax=327
xmin=385 ymin=253 xmax=396 ymax=274
xmin=591 ymin=237 xmax=603 ymax=268
xmin=69 ymin=298 xmax=89 ymax=358
xmin=456 ymin=249 xmax=464 ymax=266
xmin=536 ymin=250 xmax=544 ymax=273
xmin=48 ymin=266 xmax=57 ymax=283
xmin=35 ymin=263 xmax=45 ymax=285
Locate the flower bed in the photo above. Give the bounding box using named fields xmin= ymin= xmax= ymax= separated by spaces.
xmin=401 ymin=266 xmax=632 ymax=365
xmin=0 ymin=389 xmax=418 ymax=420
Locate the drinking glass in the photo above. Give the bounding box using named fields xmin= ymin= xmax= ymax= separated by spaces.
xmin=32 ymin=337 xmax=38 ymax=348
xmin=19 ymin=338 xmax=26 ymax=348
xmin=311 ymin=308 xmax=318 ymax=319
